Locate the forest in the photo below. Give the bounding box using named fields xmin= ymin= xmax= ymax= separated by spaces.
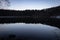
xmin=0 ymin=6 xmax=60 ymax=28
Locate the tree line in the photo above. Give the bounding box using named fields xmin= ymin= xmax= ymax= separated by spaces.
xmin=0 ymin=6 xmax=60 ymax=28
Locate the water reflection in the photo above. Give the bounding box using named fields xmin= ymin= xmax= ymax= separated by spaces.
xmin=0 ymin=23 xmax=60 ymax=40
xmin=50 ymin=16 xmax=60 ymax=19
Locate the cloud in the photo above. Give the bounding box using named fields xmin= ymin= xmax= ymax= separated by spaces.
xmin=0 ymin=0 xmax=10 ymax=9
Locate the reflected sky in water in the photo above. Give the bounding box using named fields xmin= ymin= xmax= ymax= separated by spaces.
xmin=50 ymin=16 xmax=60 ymax=19
xmin=0 ymin=23 xmax=60 ymax=40
xmin=0 ymin=23 xmax=59 ymax=31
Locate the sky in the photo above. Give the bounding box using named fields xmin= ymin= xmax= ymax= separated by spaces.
xmin=9 ymin=0 xmax=60 ymax=10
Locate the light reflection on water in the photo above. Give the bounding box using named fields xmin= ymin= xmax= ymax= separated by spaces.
xmin=0 ymin=23 xmax=60 ymax=33
xmin=0 ymin=23 xmax=59 ymax=31
xmin=50 ymin=16 xmax=60 ymax=19
xmin=0 ymin=23 xmax=60 ymax=40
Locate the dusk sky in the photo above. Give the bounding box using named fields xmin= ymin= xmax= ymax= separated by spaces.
xmin=9 ymin=0 xmax=60 ymax=10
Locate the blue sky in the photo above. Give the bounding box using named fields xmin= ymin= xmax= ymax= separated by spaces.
xmin=9 ymin=0 xmax=60 ymax=10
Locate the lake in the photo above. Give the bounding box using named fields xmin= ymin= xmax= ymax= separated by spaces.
xmin=0 ymin=23 xmax=60 ymax=40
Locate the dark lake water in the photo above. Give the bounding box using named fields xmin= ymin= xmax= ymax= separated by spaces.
xmin=0 ymin=23 xmax=60 ymax=40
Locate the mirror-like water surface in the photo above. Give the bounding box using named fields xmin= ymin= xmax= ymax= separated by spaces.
xmin=0 ymin=23 xmax=60 ymax=40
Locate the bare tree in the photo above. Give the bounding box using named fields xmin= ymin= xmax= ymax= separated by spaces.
xmin=0 ymin=0 xmax=10 ymax=9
